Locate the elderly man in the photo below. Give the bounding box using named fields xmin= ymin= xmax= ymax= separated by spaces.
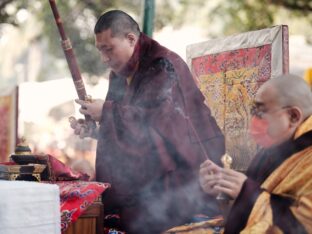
xmin=200 ymin=74 xmax=312 ymax=233
xmin=70 ymin=10 xmax=224 ymax=233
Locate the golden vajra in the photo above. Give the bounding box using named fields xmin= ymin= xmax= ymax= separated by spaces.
xmin=216 ymin=153 xmax=233 ymax=201
xmin=221 ymin=153 xmax=233 ymax=169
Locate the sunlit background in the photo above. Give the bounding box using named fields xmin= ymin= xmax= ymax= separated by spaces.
xmin=1 ymin=0 xmax=311 ymax=173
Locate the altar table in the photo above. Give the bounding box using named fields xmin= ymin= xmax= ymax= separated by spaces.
xmin=0 ymin=180 xmax=110 ymax=234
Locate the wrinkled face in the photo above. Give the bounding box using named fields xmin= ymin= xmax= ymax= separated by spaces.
xmin=252 ymin=84 xmax=298 ymax=146
xmin=95 ymin=29 xmax=137 ymax=73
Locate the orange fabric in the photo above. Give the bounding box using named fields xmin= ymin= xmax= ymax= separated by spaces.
xmin=304 ymin=68 xmax=312 ymax=88
xmin=294 ymin=115 xmax=312 ymax=139
xmin=241 ymin=115 xmax=312 ymax=233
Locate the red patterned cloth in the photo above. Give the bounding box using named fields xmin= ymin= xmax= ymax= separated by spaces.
xmin=43 ymin=154 xmax=90 ymax=181
xmin=47 ymin=181 xmax=110 ymax=232
xmin=2 ymin=155 xmax=111 ymax=232
xmin=0 ymin=162 xmax=16 ymax=165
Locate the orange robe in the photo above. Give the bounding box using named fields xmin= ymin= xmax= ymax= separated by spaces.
xmin=225 ymin=116 xmax=312 ymax=234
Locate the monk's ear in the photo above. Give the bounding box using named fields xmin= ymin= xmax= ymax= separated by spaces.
xmin=287 ymin=106 xmax=302 ymax=127
xmin=126 ymin=33 xmax=137 ymax=46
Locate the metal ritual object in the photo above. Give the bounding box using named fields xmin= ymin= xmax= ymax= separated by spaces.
xmin=0 ymin=138 xmax=47 ymax=182
xmin=216 ymin=153 xmax=233 ymax=221
xmin=0 ymin=164 xmax=46 ymax=182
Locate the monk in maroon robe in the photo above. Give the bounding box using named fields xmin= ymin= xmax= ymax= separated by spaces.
xmin=70 ymin=10 xmax=225 ymax=233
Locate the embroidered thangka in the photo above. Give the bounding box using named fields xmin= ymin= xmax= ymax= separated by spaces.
xmin=0 ymin=86 xmax=18 ymax=162
xmin=187 ymin=25 xmax=289 ymax=171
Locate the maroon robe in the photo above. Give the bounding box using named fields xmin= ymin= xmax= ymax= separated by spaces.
xmin=96 ymin=33 xmax=225 ymax=233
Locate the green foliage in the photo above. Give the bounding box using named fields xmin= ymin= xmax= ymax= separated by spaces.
xmin=39 ymin=1 xmax=114 ymax=76
xmin=210 ymin=0 xmax=276 ymax=35
xmin=218 ymin=0 xmax=312 ymax=44
xmin=270 ymin=0 xmax=312 ymax=14
xmin=0 ymin=0 xmax=16 ymax=24
xmin=154 ymin=1 xmax=175 ymax=30
xmin=1 ymin=0 xmax=142 ymax=79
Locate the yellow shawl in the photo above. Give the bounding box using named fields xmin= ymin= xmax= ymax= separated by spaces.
xmin=241 ymin=116 xmax=312 ymax=233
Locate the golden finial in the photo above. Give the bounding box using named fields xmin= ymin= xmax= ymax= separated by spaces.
xmin=221 ymin=153 xmax=233 ymax=169
xmin=14 ymin=137 xmax=32 ymax=155
xmin=216 ymin=153 xmax=233 ymax=201
xmin=18 ymin=137 xmax=27 ymax=146
xmin=85 ymin=95 xmax=93 ymax=103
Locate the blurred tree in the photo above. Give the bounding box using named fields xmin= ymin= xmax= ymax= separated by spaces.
xmin=0 ymin=0 xmax=311 ymax=80
xmin=0 ymin=0 xmax=29 ymax=25
xmin=210 ymin=0 xmax=275 ymax=35
xmin=39 ymin=0 xmax=142 ymax=78
xmin=0 ymin=0 xmax=142 ymax=80
xmin=208 ymin=0 xmax=312 ymax=37
xmin=270 ymin=0 xmax=312 ymax=12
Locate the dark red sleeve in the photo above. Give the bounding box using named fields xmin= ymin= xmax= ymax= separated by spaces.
xmin=224 ymin=178 xmax=262 ymax=234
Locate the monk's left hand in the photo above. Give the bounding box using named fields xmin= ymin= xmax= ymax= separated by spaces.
xmin=75 ymin=99 xmax=104 ymax=122
xmin=214 ymin=169 xmax=247 ymax=200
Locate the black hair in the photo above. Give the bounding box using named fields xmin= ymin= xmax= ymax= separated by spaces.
xmin=94 ymin=10 xmax=140 ymax=37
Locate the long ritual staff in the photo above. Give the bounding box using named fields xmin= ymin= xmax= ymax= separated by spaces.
xmin=48 ymin=0 xmax=96 ymax=131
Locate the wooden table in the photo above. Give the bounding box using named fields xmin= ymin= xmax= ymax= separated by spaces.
xmin=64 ymin=197 xmax=104 ymax=234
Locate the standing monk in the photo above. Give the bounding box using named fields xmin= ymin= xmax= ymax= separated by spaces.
xmin=70 ymin=10 xmax=225 ymax=233
xmin=200 ymin=74 xmax=312 ymax=233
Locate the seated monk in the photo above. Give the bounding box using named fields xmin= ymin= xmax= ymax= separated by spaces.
xmin=199 ymin=74 xmax=312 ymax=233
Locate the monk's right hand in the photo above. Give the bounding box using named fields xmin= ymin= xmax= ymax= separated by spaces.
xmin=199 ymin=159 xmax=247 ymax=199
xmin=69 ymin=116 xmax=97 ymax=139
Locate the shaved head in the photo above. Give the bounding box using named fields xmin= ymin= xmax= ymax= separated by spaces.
xmin=94 ymin=10 xmax=140 ymax=37
xmin=260 ymin=74 xmax=312 ymax=118
xmin=252 ymin=74 xmax=312 ymax=146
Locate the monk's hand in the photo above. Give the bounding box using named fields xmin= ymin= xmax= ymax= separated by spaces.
xmin=199 ymin=160 xmax=223 ymax=196
xmin=75 ymin=98 xmax=104 ymax=122
xmin=68 ymin=116 xmax=98 ymax=139
xmin=213 ymin=169 xmax=247 ymax=200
